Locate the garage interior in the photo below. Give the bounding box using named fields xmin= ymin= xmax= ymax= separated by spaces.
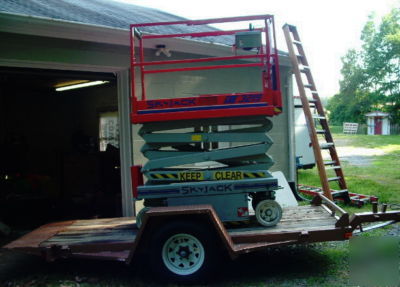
xmin=0 ymin=67 xmax=122 ymax=229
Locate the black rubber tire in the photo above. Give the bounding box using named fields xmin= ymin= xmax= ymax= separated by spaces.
xmin=251 ymin=192 xmax=268 ymax=210
xmin=148 ymin=220 xmax=221 ymax=284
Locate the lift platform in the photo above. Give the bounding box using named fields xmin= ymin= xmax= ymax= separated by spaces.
xmin=130 ymin=15 xmax=282 ymax=124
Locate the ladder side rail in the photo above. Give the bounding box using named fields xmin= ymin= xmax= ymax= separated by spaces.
xmin=283 ymin=24 xmax=333 ymax=200
xmin=298 ymin=52 xmax=347 ymax=191
xmin=299 ymin=67 xmax=347 ymax=190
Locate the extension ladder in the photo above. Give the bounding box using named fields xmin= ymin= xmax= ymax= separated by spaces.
xmin=283 ymin=24 xmax=350 ymax=202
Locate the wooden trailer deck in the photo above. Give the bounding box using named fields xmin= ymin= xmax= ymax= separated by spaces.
xmin=4 ymin=197 xmax=400 ymax=262
xmin=4 ymin=205 xmax=338 ymax=260
xmin=4 ymin=218 xmax=138 ymax=262
xmin=230 ymin=205 xmax=337 ymax=235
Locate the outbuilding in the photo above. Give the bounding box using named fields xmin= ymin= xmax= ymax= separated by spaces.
xmin=0 ymin=0 xmax=294 ymax=225
xmin=365 ymin=111 xmax=390 ymax=135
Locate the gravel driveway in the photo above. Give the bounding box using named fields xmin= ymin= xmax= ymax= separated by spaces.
xmin=324 ymin=138 xmax=386 ymax=167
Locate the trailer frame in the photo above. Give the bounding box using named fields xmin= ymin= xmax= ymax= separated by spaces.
xmin=4 ymin=194 xmax=399 ymax=263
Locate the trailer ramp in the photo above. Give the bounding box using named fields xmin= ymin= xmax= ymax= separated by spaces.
xmin=4 ymin=218 xmax=137 ymax=262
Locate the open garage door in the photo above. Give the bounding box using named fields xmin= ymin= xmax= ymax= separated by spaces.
xmin=0 ymin=67 xmax=123 ymax=229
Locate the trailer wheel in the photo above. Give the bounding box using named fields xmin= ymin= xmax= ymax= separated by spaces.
xmin=255 ymin=200 xmax=282 ymax=227
xmin=149 ymin=221 xmax=220 ymax=283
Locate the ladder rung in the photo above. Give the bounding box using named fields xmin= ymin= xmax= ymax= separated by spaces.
xmin=320 ymin=143 xmax=334 ymax=149
xmin=327 ymin=176 xmax=341 ymax=182
xmin=316 ymin=129 xmax=326 ymax=134
xmin=304 ymin=84 xmax=314 ymax=89
xmin=325 ymin=165 xmax=341 ymax=170
xmin=331 ymin=189 xmax=348 ymax=195
xmin=293 ymin=40 xmax=302 ymax=45
xmin=324 ymin=161 xmax=336 ymax=165
xmin=308 ymin=99 xmax=318 ymax=103
xmin=300 ymin=67 xmax=310 ymax=73
xmin=303 ymin=187 xmax=321 ymax=192
xmin=295 ymin=104 xmax=315 ymax=108
xmin=296 ymin=55 xmax=306 ymax=65
xmin=312 ymin=115 xmax=325 ymax=120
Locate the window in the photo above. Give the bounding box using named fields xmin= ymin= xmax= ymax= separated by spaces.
xmin=99 ymin=111 xmax=119 ymax=151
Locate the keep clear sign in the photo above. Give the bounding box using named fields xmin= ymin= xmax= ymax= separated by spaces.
xmin=213 ymin=171 xmax=244 ymax=180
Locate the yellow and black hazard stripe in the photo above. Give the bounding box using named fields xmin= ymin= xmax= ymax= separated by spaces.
xmin=243 ymin=172 xmax=266 ymax=179
xmin=149 ymin=171 xmax=266 ymax=181
xmin=150 ymin=173 xmax=179 ymax=180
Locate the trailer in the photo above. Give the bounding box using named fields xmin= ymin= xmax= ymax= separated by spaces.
xmin=3 ymin=15 xmax=400 ymax=284
xmin=4 ymin=195 xmax=400 ymax=282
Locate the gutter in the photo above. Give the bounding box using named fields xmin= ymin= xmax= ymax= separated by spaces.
xmin=0 ymin=11 xmax=290 ymax=66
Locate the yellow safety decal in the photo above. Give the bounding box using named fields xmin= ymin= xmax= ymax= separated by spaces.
xmin=191 ymin=134 xmax=202 ymax=141
xmin=178 ymin=171 xmax=204 ymax=181
xmin=213 ymin=171 xmax=244 ymax=180
xmin=151 ymin=173 xmax=178 ymax=180
xmin=244 ymin=172 xmax=266 ymax=178
xmin=154 ymin=174 xmax=165 ymax=179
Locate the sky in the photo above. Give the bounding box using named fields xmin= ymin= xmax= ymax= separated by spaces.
xmin=118 ymin=0 xmax=398 ymax=98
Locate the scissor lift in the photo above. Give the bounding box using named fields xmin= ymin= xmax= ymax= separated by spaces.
xmin=129 ymin=15 xmax=284 ymax=227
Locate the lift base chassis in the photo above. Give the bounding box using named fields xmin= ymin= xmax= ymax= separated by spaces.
xmin=138 ymin=177 xmax=278 ymax=222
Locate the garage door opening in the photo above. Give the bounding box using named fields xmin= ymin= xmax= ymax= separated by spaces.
xmin=0 ymin=67 xmax=122 ymax=229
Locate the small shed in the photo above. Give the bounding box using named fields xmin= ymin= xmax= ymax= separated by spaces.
xmin=366 ymin=111 xmax=390 ymax=135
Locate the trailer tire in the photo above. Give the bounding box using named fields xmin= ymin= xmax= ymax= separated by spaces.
xmin=148 ymin=220 xmax=221 ymax=283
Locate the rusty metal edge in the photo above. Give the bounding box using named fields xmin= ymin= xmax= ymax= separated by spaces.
xmin=350 ymin=210 xmax=400 ymax=230
xmin=125 ymin=204 xmax=238 ymax=263
xmin=3 ymin=220 xmax=76 ymax=251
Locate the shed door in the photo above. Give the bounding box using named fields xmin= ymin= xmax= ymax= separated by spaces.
xmin=374 ymin=117 xmax=382 ymax=135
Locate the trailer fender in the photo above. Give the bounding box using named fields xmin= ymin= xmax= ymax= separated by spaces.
xmin=126 ymin=204 xmax=236 ymax=264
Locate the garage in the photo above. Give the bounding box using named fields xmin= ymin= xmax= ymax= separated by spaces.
xmin=0 ymin=68 xmax=122 ymax=227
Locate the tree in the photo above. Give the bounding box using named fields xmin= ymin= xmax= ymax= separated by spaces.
xmin=327 ymin=8 xmax=400 ymax=125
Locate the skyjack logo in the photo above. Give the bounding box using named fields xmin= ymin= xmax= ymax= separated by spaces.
xmin=223 ymin=94 xmax=263 ymax=104
xmin=181 ymin=184 xmax=233 ymax=195
xmin=146 ymin=98 xmax=197 ymax=109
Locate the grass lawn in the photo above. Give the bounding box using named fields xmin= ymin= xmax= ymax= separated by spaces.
xmin=298 ymin=133 xmax=400 ymax=213
xmin=1 ymin=133 xmax=399 ymax=287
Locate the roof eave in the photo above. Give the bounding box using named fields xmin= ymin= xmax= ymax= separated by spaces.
xmin=0 ymin=11 xmax=290 ymax=66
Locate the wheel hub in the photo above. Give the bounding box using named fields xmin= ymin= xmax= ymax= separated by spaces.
xmin=255 ymin=199 xmax=283 ymax=227
xmin=162 ymin=233 xmax=205 ymax=276
xmin=177 ymin=246 xmax=192 ymax=258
